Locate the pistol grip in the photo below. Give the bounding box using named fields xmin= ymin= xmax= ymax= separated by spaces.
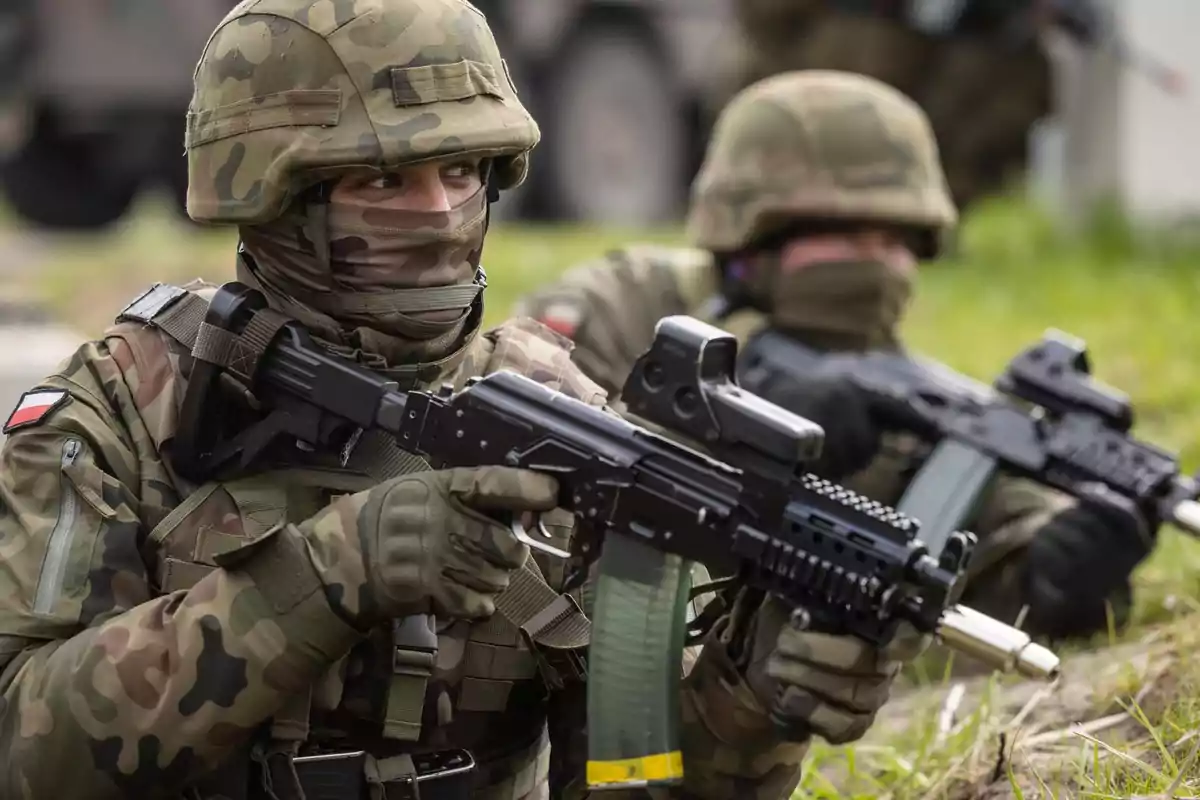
xmin=586 ymin=532 xmax=691 ymax=790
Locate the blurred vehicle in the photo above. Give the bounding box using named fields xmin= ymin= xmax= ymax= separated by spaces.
xmin=474 ymin=0 xmax=736 ymax=226
xmin=480 ymin=0 xmax=1179 ymax=228
xmin=0 ymin=0 xmax=237 ymax=230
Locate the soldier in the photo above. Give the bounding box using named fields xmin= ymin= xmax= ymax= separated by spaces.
xmin=515 ymin=70 xmax=1156 ymax=644
xmin=724 ymin=0 xmax=1051 ymax=213
xmin=0 ymin=5 xmax=928 ymax=799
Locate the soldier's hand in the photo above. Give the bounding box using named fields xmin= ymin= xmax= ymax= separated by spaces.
xmin=1023 ymin=484 xmax=1155 ymax=638
xmin=746 ymin=596 xmax=930 ymax=744
xmin=299 ymin=466 xmax=558 ymax=626
xmin=771 ymin=369 xmax=881 ymax=480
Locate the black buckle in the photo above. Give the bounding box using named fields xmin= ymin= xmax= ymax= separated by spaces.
xmin=291 ymin=749 xmax=476 ymax=800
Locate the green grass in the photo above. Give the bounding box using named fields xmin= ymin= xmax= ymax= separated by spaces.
xmin=13 ymin=191 xmax=1200 ymax=798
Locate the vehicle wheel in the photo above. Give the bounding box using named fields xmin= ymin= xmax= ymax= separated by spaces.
xmin=541 ymin=25 xmax=688 ymax=225
xmin=0 ymin=110 xmax=138 ymax=230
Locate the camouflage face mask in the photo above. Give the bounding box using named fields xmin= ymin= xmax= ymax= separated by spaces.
xmin=323 ymin=185 xmax=488 ymax=341
xmin=237 ymin=185 xmax=488 ymax=378
xmin=731 ymin=244 xmax=915 ymax=350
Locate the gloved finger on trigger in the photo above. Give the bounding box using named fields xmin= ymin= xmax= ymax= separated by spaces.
xmin=773 ymin=686 xmax=877 ymax=745
xmin=766 ymin=658 xmax=893 ymax=713
xmin=449 ymin=467 xmax=560 ymax=512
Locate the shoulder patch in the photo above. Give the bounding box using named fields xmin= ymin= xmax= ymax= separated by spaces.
xmin=117 ymin=283 xmax=187 ymax=325
xmin=4 ymin=389 xmax=70 ymax=433
xmin=534 ymin=301 xmax=584 ymax=340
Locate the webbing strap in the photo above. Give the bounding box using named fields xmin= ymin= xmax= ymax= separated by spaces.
xmin=384 ymin=615 xmax=438 ymax=742
xmin=116 ymin=284 xmax=208 ymax=349
xmin=117 ymin=284 xmax=290 ymax=385
xmin=500 ymin=558 xmax=591 ymax=651
xmin=192 ymin=307 xmax=291 ymax=383
xmin=152 ymin=291 xmax=209 ymax=347
xmin=346 ymin=428 xmax=431 ymax=481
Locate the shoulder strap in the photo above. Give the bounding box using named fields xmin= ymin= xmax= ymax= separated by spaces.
xmin=118 ymin=282 xmax=292 ymax=387
xmin=500 ymin=558 xmax=591 ymax=652
xmin=117 ymin=283 xmax=210 ymax=350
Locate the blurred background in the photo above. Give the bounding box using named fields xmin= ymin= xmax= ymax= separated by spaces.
xmin=1 ymin=0 xmax=1199 ymax=473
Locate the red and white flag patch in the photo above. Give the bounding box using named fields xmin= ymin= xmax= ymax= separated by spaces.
xmin=4 ymin=389 xmax=69 ymax=434
xmin=537 ymin=302 xmax=584 ymax=339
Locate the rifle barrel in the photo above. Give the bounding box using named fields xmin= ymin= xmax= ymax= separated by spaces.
xmin=938 ymin=605 xmax=1061 ymax=680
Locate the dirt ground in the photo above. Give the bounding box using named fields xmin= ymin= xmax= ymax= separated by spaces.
xmin=852 ymin=619 xmax=1200 ymax=799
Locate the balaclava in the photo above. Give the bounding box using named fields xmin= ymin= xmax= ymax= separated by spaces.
xmin=237 ymin=177 xmax=491 ymax=389
xmin=721 ymin=233 xmax=916 ymax=351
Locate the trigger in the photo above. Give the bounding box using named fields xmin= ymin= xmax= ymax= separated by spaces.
xmin=511 ymin=514 xmax=572 ymax=559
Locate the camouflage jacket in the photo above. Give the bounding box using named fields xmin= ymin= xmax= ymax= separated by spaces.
xmin=512 ymin=245 xmax=1125 ymax=634
xmin=0 ymin=280 xmax=806 ymax=800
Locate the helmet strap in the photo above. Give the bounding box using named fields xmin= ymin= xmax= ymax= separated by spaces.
xmin=473 ymin=158 xmax=499 ymax=313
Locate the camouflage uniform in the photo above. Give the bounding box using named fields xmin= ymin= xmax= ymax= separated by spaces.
xmin=725 ymin=0 xmax=1051 ymax=212
xmin=516 ymin=71 xmax=1147 ymax=643
xmin=0 ymin=8 xmax=917 ymax=800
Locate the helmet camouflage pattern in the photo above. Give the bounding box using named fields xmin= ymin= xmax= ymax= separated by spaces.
xmin=687 ymin=70 xmax=957 ymax=255
xmin=185 ymin=0 xmax=538 ymax=224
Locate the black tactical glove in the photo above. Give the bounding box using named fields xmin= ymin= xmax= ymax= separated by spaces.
xmin=765 ymin=368 xmax=882 ymax=480
xmin=1022 ymin=484 xmax=1156 ymax=639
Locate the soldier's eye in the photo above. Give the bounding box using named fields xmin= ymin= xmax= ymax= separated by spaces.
xmin=365 ymin=173 xmax=405 ymax=190
xmin=443 ymin=161 xmax=480 ymax=180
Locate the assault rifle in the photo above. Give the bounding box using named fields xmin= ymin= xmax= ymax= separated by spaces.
xmin=740 ymin=329 xmax=1200 ymax=557
xmin=173 ymin=283 xmax=1059 ymax=792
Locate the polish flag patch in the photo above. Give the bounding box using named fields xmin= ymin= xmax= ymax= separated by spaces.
xmin=4 ymin=389 xmax=70 ymax=434
xmin=538 ymin=302 xmax=583 ymax=339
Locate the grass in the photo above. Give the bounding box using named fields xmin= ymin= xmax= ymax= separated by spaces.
xmin=10 ymin=189 xmax=1200 ymax=798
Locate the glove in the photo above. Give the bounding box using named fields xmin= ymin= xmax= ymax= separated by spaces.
xmin=1022 ymin=483 xmax=1156 ymax=638
xmin=745 ymin=596 xmax=931 ymax=745
xmin=296 ymin=466 xmax=560 ymax=627
xmin=769 ymin=367 xmax=882 ymax=480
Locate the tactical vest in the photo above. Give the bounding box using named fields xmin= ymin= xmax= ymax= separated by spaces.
xmin=114 ymin=282 xmax=598 ymax=798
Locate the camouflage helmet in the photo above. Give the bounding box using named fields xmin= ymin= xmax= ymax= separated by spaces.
xmin=185 ymin=0 xmax=538 ymax=225
xmin=686 ymin=70 xmax=957 ymax=257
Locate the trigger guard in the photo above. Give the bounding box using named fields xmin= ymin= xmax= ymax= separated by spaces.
xmin=511 ymin=515 xmax=572 ymax=559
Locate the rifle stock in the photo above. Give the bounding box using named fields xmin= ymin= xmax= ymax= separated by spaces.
xmin=174 ymin=285 xmax=1060 ymax=790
